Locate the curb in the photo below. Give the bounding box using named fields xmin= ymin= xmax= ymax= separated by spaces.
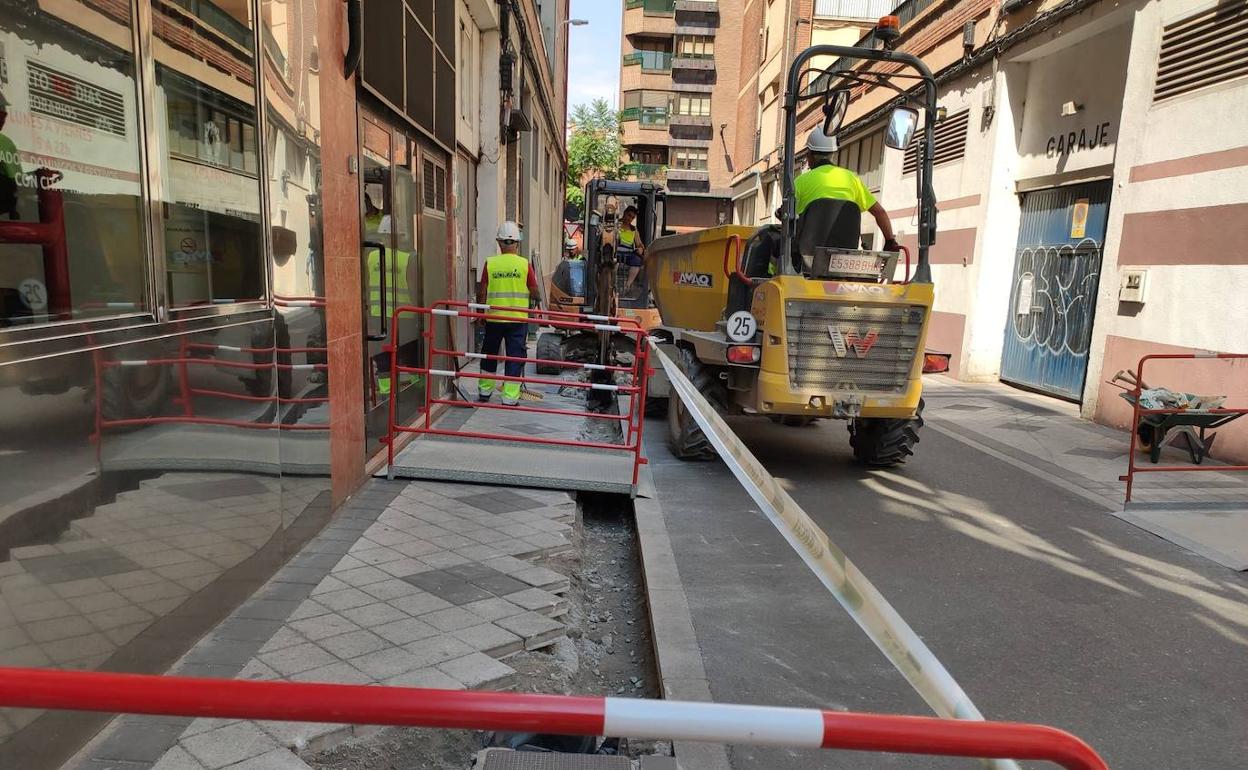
xmin=633 ymin=464 xmax=732 ymax=770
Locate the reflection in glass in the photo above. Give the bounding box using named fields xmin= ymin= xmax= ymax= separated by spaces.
xmin=154 ymin=0 xmax=263 ymax=308
xmin=0 ymin=0 xmax=148 ymax=326
xmin=886 ymin=107 xmax=919 ymax=151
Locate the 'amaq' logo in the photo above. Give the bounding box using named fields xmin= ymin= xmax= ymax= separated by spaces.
xmin=827 ymin=326 xmax=879 ymax=358
xmin=673 ymin=271 xmax=713 ymax=288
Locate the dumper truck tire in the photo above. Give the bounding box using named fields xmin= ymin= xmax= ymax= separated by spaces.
xmin=667 ymin=346 xmax=720 ymax=460
xmin=535 ymin=332 xmax=563 ymax=374
xmin=849 ymin=399 xmax=924 ymax=467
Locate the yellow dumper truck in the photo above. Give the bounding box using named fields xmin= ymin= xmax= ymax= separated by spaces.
xmin=645 ymin=23 xmax=942 ymax=466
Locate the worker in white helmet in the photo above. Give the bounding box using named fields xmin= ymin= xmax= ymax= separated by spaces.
xmin=475 ymin=221 xmax=542 ymax=405
xmin=794 ymin=126 xmax=899 ymax=253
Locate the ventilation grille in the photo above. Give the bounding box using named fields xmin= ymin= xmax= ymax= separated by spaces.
xmin=784 ymin=300 xmax=925 ymax=394
xmin=1153 ymin=0 xmax=1248 ymax=102
xmin=903 ymin=110 xmax=969 ymax=175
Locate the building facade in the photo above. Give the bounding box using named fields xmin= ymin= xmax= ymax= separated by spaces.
xmin=618 ymin=0 xmax=739 ymax=231
xmin=729 ymin=0 xmax=888 ymax=226
xmin=784 ymin=0 xmax=1248 ymax=460
xmin=0 ymin=0 xmax=567 ymax=764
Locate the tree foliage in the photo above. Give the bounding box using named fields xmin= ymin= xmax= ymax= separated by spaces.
xmin=565 ymin=98 xmax=622 ymax=212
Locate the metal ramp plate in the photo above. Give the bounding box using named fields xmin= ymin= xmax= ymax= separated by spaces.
xmin=389 ymin=433 xmax=636 ymax=494
xmin=385 ymin=357 xmax=645 ymax=494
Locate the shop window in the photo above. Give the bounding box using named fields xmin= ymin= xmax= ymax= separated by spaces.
xmin=1 ymin=1 xmax=149 ymax=326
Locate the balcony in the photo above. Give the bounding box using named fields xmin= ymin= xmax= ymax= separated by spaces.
xmin=675 ymin=24 xmax=716 ymax=36
xmin=813 ymin=0 xmax=896 ymax=18
xmin=672 ymin=55 xmax=715 ymax=72
xmin=626 ymin=0 xmax=675 ymax=12
xmin=669 ymin=136 xmax=711 ymax=148
xmin=674 ymin=0 xmax=718 ymax=12
xmin=670 ymin=113 xmax=712 ymax=127
xmin=623 ymin=50 xmax=674 ymax=72
xmin=671 ymin=81 xmax=714 ymax=93
xmin=666 ymin=167 xmax=710 ymax=181
xmin=622 ymin=162 xmax=667 ymax=182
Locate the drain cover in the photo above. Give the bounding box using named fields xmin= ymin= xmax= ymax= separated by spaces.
xmin=477 ymin=750 xmax=632 ymax=769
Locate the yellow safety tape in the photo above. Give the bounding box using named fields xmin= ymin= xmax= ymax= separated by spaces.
xmin=650 ymin=342 xmax=1019 ymax=770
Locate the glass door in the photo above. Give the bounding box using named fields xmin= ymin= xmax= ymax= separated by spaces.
xmin=361 ymin=111 xmax=424 ymax=453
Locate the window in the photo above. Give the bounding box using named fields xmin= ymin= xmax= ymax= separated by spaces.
xmin=635 ymin=40 xmax=673 ymax=71
xmin=1 ymin=2 xmax=149 ymax=325
xmin=630 ymin=148 xmax=667 ymax=165
xmin=673 ymin=148 xmax=708 ymax=170
xmin=832 ymin=130 xmax=884 ymax=189
xmin=543 ymin=148 xmax=551 ymax=195
xmin=676 ymin=36 xmax=714 ymax=58
xmin=531 ymin=122 xmax=540 ymax=179
xmin=155 ymin=0 xmax=264 ymax=311
xmin=423 ymin=156 xmax=448 ymax=214
xmin=622 ymin=90 xmax=672 ymax=126
xmin=676 ymin=95 xmax=711 ymax=117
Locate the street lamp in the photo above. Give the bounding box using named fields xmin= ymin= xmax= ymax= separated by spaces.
xmin=563 ymin=18 xmax=589 ymax=26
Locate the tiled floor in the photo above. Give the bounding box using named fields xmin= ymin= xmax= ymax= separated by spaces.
xmin=66 ymin=478 xmax=577 ymax=770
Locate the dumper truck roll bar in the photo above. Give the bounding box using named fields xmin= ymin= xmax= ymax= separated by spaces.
xmin=780 ymin=43 xmax=939 ymax=283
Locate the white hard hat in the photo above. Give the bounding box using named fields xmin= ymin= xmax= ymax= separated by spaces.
xmin=496 ymin=221 xmax=522 ymax=242
xmin=807 ymin=127 xmax=839 ymax=154
xmin=565 ymin=237 xmax=577 ymax=248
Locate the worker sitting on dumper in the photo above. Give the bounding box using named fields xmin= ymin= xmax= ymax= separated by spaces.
xmin=617 ymin=205 xmax=646 ymax=292
xmin=476 ymin=221 xmax=542 ymax=406
xmin=793 ymin=126 xmax=900 ymax=258
xmin=565 ymin=237 xmax=584 ymax=261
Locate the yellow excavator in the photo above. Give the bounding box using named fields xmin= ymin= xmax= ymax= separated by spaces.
xmin=645 ymin=23 xmax=943 ymax=465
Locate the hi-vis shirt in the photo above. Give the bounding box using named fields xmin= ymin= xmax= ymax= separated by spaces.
xmin=793 ymin=164 xmax=877 ymax=215
xmin=478 ymin=253 xmax=539 ymax=320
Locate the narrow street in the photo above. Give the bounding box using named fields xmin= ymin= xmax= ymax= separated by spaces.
xmin=646 ymin=386 xmax=1248 ymax=769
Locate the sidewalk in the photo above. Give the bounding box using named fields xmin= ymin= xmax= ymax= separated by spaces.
xmin=68 ymin=478 xmax=577 ymax=770
xmin=920 ymin=376 xmax=1248 ymax=569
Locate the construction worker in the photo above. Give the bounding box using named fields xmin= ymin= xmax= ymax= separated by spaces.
xmin=363 ymin=191 xmax=417 ymax=397
xmin=565 ymin=237 xmax=583 ymax=260
xmin=795 ymin=127 xmax=899 ymax=253
xmin=476 ymin=221 xmax=541 ymax=405
xmin=617 ymin=205 xmax=646 ymax=292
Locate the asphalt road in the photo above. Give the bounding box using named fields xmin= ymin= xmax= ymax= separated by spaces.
xmin=645 ymin=406 xmax=1248 ymax=769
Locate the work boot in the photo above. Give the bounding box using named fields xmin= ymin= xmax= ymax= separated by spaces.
xmin=478 ymin=393 xmax=491 ymax=403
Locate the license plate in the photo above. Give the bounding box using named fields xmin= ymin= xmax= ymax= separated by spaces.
xmin=826 ymin=253 xmax=882 ymax=276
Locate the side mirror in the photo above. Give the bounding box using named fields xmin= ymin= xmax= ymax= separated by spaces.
xmin=885 ymin=107 xmax=920 ymax=150
xmin=589 ymin=211 xmax=601 ymax=227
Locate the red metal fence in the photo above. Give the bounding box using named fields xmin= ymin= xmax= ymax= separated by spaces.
xmin=1120 ymin=352 xmax=1248 ymax=502
xmin=384 ymin=301 xmax=650 ymax=488
xmin=0 ymin=667 xmax=1107 ymax=769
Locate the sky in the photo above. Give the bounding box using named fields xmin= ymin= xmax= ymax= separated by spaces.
xmin=566 ymin=0 xmax=623 ymax=115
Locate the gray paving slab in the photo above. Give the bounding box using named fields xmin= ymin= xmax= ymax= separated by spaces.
xmin=1115 ymin=506 xmax=1248 ymax=570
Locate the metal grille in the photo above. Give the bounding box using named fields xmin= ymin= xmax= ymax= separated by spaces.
xmin=903 ymin=110 xmax=969 ymax=175
xmin=785 ymin=300 xmax=925 ymax=393
xmin=27 ymin=61 xmax=127 ymax=137
xmin=1153 ymin=0 xmax=1248 ymax=102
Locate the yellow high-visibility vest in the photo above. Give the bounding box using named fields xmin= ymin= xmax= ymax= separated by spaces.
xmin=485 ymin=253 xmax=531 ymax=320
xmin=366 ymin=246 xmax=411 ymax=318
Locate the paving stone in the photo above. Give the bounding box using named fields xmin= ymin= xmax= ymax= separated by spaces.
xmin=284 ymin=600 xmax=330 ymax=622
xmin=237 ymin=659 xmax=279 ymax=681
xmin=391 ymin=539 xmax=442 ymax=558
xmin=290 ymin=613 xmax=361 ymax=641
xmin=420 ymin=551 xmax=471 ymax=569
xmin=377 ymin=558 xmax=435 ymax=578
xmin=495 ymin=612 xmax=565 ymax=650
xmin=402 ymin=634 xmax=476 ymax=668
xmin=390 ymin=592 xmax=454 ymax=616
xmin=509 ymin=566 xmax=571 ymax=594
xmin=453 ymin=544 xmax=505 ymax=562
xmin=334 ymin=566 xmax=392 ymax=588
xmin=150 ymin=745 xmax=205 ymax=770
xmin=180 ymin=721 xmax=278 ymax=769
xmin=350 ymin=546 xmax=407 ymax=566
xmin=258 ymin=626 xmax=307 ymax=653
xmin=460 ymin=597 xmax=527 ymax=622
xmin=435 ymin=652 xmax=516 ymax=689
xmin=505 ymin=588 xmax=567 ymax=617
xmin=257 ymin=582 xmax=315 ymax=602
xmin=318 ymin=629 xmax=389 ymax=659
xmin=350 ymin=647 xmax=428 ymax=680
xmin=226 ymin=747 xmax=316 ymax=769
xmin=309 ymin=576 xmax=350 ymax=595
xmin=235 ymin=599 xmax=300 ymax=621
xmin=259 ymin=643 xmax=339 ymax=676
xmin=340 ymin=602 xmax=408 ymax=628
xmin=383 ymin=667 xmax=465 ymax=690
xmin=314 ymin=588 xmax=375 ymax=612
xmin=521 ymin=532 xmax=571 ymax=552
xmin=93 ymin=718 xmax=189 ymax=762
xmin=481 ymin=556 xmax=532 ymax=575
xmin=356 ymin=578 xmax=417 ymax=602
xmin=49 ymin=577 xmax=111 ymax=599
xmin=451 ymin=623 xmax=524 ymax=657
xmin=421 ymin=606 xmax=487 ymax=632
xmin=27 ymin=615 xmax=96 ymax=643
xmin=373 ymin=617 xmax=441 ymax=645
xmin=257 ymin=721 xmax=350 ymax=752
xmin=290 ymin=661 xmax=373 ymax=684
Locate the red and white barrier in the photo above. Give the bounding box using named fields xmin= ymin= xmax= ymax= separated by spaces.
xmin=0 ymin=668 xmax=1107 ymax=769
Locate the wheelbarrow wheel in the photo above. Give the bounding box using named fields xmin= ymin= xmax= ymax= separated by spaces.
xmin=1136 ymin=422 xmax=1157 ymax=453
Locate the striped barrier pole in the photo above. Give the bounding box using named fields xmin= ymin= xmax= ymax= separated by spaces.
xmin=0 ymin=668 xmax=1106 ymax=769
xmin=650 ymin=342 xmax=1023 ymax=770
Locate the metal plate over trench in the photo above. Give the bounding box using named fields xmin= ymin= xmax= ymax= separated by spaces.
xmin=388 ymin=433 xmax=638 ymax=494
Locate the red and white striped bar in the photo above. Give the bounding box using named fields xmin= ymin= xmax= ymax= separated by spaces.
xmin=0 ymin=668 xmax=1106 ymax=770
